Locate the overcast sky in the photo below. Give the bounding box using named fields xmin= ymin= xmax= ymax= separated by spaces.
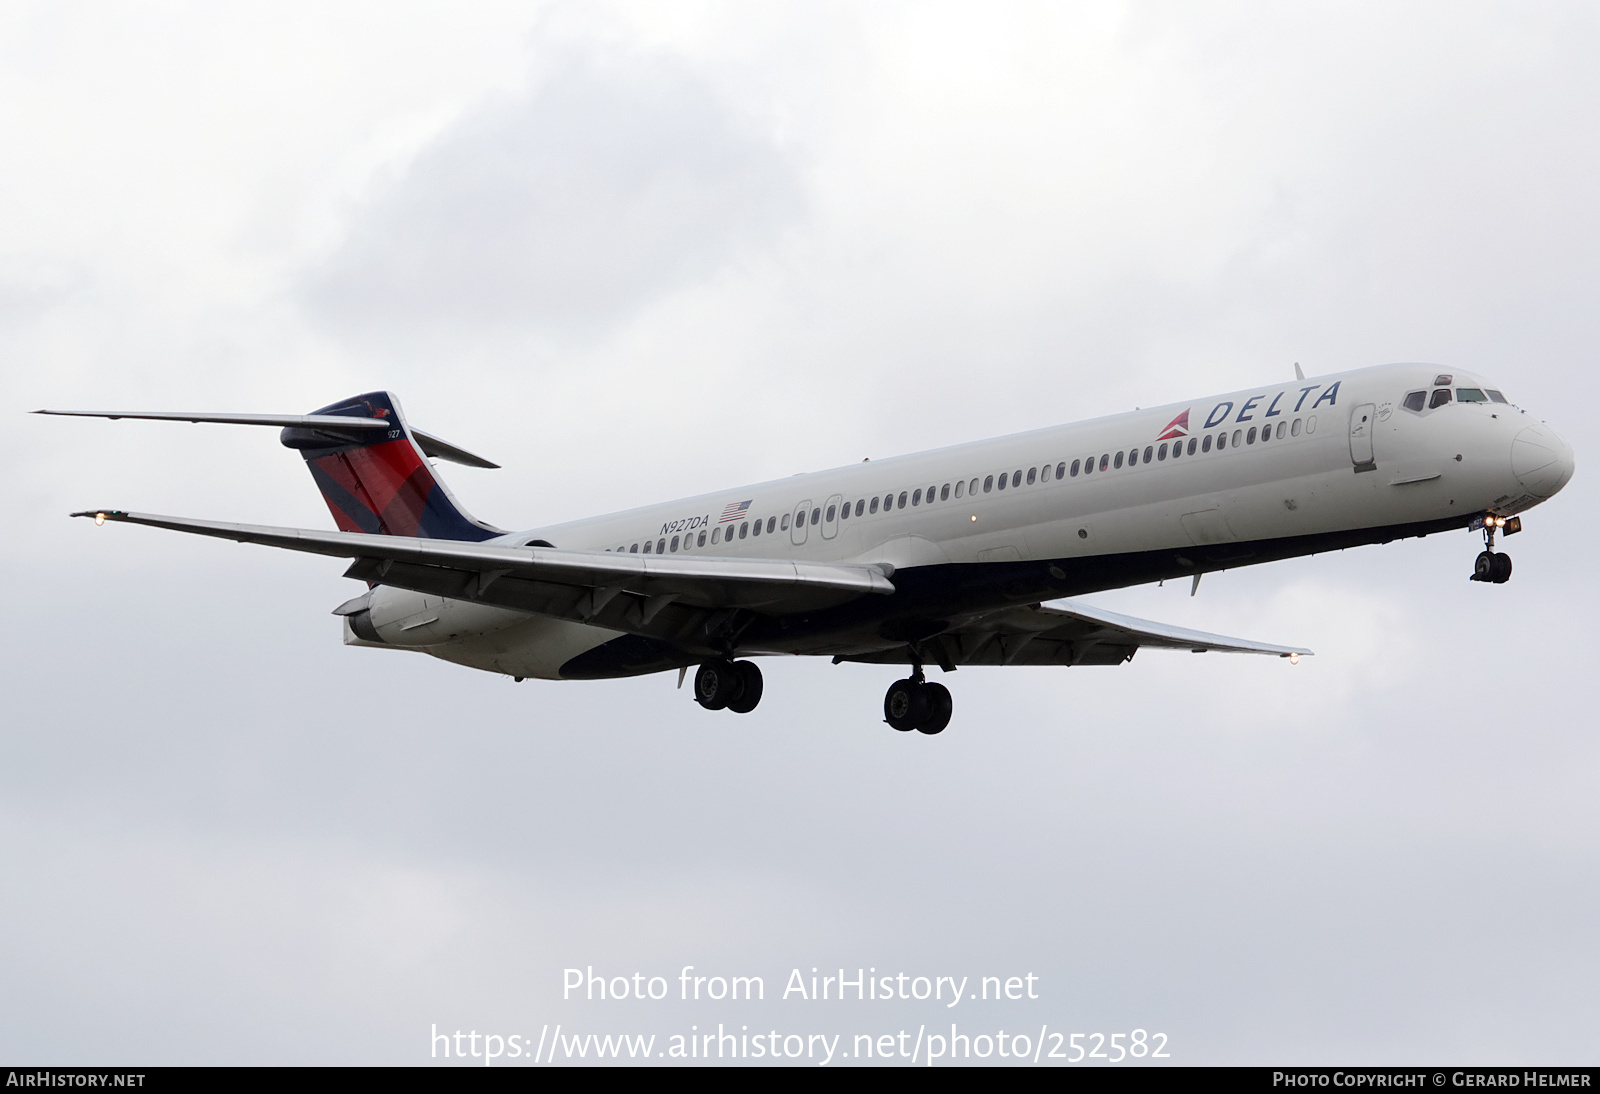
xmin=2 ymin=1 xmax=1597 ymax=1066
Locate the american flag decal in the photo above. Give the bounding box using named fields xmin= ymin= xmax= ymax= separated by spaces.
xmin=718 ymin=500 xmax=753 ymax=523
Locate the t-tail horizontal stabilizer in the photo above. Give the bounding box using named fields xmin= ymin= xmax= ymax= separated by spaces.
xmin=37 ymin=392 xmax=503 ymax=541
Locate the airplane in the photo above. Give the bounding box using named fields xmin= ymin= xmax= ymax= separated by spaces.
xmin=39 ymin=361 xmax=1573 ymax=735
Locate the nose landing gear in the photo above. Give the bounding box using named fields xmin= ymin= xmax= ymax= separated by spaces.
xmin=694 ymin=659 xmax=764 ymax=713
xmin=883 ymin=666 xmax=953 ymax=735
xmin=1470 ymin=515 xmax=1516 ymax=584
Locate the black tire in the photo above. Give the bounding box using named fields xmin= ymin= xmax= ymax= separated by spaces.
xmin=694 ymin=661 xmax=737 ymax=710
xmin=1492 ymin=552 xmax=1513 ymax=584
xmin=884 ymin=678 xmax=929 ymax=732
xmin=726 ymin=661 xmax=764 ymax=713
xmin=1473 ymin=551 xmax=1496 ymax=582
xmin=917 ymin=682 xmax=952 ymax=735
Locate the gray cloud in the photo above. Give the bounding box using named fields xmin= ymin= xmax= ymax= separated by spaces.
xmin=302 ymin=55 xmax=802 ymax=337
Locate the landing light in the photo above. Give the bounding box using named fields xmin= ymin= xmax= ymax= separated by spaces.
xmin=95 ymin=512 xmax=106 ymax=526
xmin=970 ymin=515 xmax=977 ymax=522
xmin=1288 ymin=652 xmax=1300 ymax=665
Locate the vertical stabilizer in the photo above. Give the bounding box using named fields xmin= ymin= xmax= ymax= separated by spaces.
xmin=279 ymin=392 xmax=500 ymax=541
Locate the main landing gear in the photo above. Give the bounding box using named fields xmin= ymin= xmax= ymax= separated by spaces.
xmin=1471 ymin=515 xmax=1518 ymax=584
xmin=884 ymin=667 xmax=953 ymax=735
xmin=694 ymin=659 xmax=764 ymax=714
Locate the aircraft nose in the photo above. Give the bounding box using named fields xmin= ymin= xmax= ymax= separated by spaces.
xmin=1511 ymin=422 xmax=1575 ymax=498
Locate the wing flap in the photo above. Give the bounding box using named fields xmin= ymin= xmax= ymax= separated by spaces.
xmin=839 ymin=597 xmax=1311 ymax=667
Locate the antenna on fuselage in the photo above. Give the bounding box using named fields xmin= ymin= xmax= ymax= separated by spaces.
xmin=1294 ymin=362 xmax=1305 ymax=381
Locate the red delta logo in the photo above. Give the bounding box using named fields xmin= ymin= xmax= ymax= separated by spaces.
xmin=1156 ymin=409 xmax=1190 ymax=441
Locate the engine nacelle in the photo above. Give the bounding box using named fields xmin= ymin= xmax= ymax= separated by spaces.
xmin=339 ymin=585 xmax=526 ymax=648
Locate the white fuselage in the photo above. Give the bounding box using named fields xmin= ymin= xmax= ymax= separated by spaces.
xmin=353 ymin=363 xmax=1574 ymax=679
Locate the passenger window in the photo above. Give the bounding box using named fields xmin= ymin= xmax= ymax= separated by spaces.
xmin=969 ymin=478 xmax=979 ymax=495
xmin=997 ymin=473 xmax=1007 ymax=490
xmin=1275 ymin=421 xmax=1285 ymax=439
xmin=780 ymin=514 xmax=790 ymax=531
xmin=657 ymin=538 xmax=666 ymax=553
xmin=1487 ymin=390 xmax=1508 ymax=403
xmin=630 ymin=543 xmax=639 ymax=553
xmin=854 ymin=501 xmax=863 ymax=517
xmin=870 ymin=496 xmax=879 ymax=514
xmin=736 ymin=522 xmax=745 ymax=539
xmin=1070 ymin=459 xmax=1080 ymax=476
xmin=884 ymin=494 xmax=894 ymax=510
xmin=954 ymin=481 xmax=964 ymax=499
xmin=894 ymin=493 xmax=905 ymax=509
xmin=1142 ymin=446 xmax=1152 ymax=462
xmin=1012 ymin=471 xmax=1021 ymax=487
xmin=1246 ymin=427 xmax=1257 ymax=444
xmin=1158 ymin=442 xmax=1168 ymax=460
xmin=928 ymin=485 xmax=936 ymax=501
xmin=1206 ymin=434 xmax=1216 ymax=452
xmin=1114 ymin=451 xmax=1124 ymax=469
xmin=1186 ymin=437 xmax=1196 ymax=455
xmin=1429 ymin=388 xmax=1452 ymax=409
xmin=827 ymin=504 xmax=837 ymax=520
xmin=910 ymin=490 xmax=920 ymax=507
xmin=644 ymin=540 xmax=653 ymax=554
xmin=1056 ymin=462 xmax=1066 ymax=478
xmin=1127 ymin=449 xmax=1138 ymax=466
xmin=768 ymin=516 xmax=777 ymax=533
xmin=1291 ymin=418 xmax=1301 ymax=436
xmin=838 ymin=503 xmax=849 ymax=521
xmin=1307 ymin=415 xmax=1317 ymax=433
xmin=941 ymin=484 xmax=950 ymax=501
xmin=670 ymin=535 xmax=680 ymax=552
xmin=712 ymin=527 xmax=721 ymax=544
xmin=1456 ymin=388 xmax=1488 ymax=403
xmin=698 ymin=531 xmax=707 ymax=547
xmin=1402 ymin=390 xmax=1426 ymax=412
xmin=984 ymin=475 xmax=993 ymax=492
xmin=812 ymin=508 xmax=822 ymax=524
xmin=752 ymin=518 xmax=762 ymax=536
xmin=1026 ymin=467 xmax=1036 ymax=485
xmin=1231 ymin=429 xmax=1242 ymax=447
xmin=1099 ymin=454 xmax=1109 ymax=471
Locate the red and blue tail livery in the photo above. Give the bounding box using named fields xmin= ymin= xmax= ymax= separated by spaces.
xmin=279 ymin=392 xmax=501 ymax=542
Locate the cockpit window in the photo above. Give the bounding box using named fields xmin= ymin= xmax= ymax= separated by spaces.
xmin=1486 ymin=389 xmax=1508 ymax=404
xmin=1429 ymin=388 xmax=1453 ymax=409
xmin=1456 ymin=388 xmax=1488 ymax=403
xmin=1402 ymin=391 xmax=1426 ymax=412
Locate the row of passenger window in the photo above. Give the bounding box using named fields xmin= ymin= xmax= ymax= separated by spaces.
xmin=610 ymin=414 xmax=1319 ymax=555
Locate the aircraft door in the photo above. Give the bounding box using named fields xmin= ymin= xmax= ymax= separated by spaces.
xmin=821 ymin=493 xmax=843 ymax=540
xmin=791 ymin=499 xmax=812 ymax=545
xmin=1349 ymin=403 xmax=1376 ymax=473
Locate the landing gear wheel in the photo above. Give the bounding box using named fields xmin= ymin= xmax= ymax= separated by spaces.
xmin=884 ymin=678 xmax=930 ymax=732
xmin=694 ymin=660 xmax=738 ymax=710
xmin=726 ymin=660 xmax=764 ymax=713
xmin=1473 ymin=551 xmax=1496 ymax=582
xmin=1491 ymin=552 xmax=1512 ymax=584
xmin=917 ymin=682 xmax=953 ymax=735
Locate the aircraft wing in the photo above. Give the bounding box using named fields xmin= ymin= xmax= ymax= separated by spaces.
xmin=72 ymin=510 xmax=893 ymax=641
xmin=839 ymin=598 xmax=1312 ymax=668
